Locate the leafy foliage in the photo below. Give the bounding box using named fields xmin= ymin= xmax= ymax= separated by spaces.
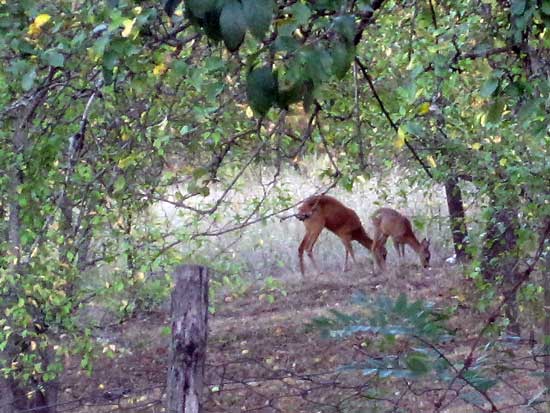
xmin=246 ymin=66 xmax=278 ymax=115
xmin=1 ymin=0 xmax=549 ymax=409
xmin=219 ymin=0 xmax=247 ymax=52
xmin=315 ymin=293 xmax=499 ymax=395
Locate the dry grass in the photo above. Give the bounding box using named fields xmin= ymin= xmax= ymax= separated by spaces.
xmin=63 ymin=262 xmax=544 ymax=412
xmin=152 ymin=161 xmax=456 ymax=282
xmin=58 ymin=163 xmax=545 ymax=412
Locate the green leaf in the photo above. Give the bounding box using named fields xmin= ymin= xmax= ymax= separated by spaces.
xmin=172 ymin=60 xmax=188 ymax=75
xmin=193 ymin=167 xmax=209 ymax=179
xmin=289 ymin=3 xmax=311 ymax=26
xmin=22 ymin=69 xmax=36 ymax=91
xmin=277 ymin=82 xmax=304 ymax=109
xmin=43 ymin=50 xmax=64 ymax=68
xmin=510 ymin=0 xmax=526 ymax=15
xmin=118 ymin=155 xmax=137 ymax=169
xmin=331 ymin=41 xmax=355 ymax=79
xmin=246 ymin=66 xmax=278 ymax=115
xmin=92 ymin=35 xmax=110 ymax=58
xmin=80 ymin=355 xmax=90 ymax=370
xmin=404 ymin=121 xmax=424 ymax=137
xmin=102 ymin=65 xmax=114 ymax=86
xmin=542 ymin=0 xmax=550 ymax=15
xmin=394 ymin=293 xmax=408 ymax=315
xmin=113 ymin=175 xmax=126 ymax=193
xmin=220 ymin=0 xmax=247 ymax=52
xmin=486 ymin=99 xmax=504 ymax=124
xmin=187 ymin=0 xmax=219 ymax=19
xmin=202 ymin=8 xmax=224 ymax=42
xmin=517 ymin=98 xmax=542 ymax=123
xmin=480 ymin=78 xmax=499 ymax=98
xmin=463 ymin=370 xmax=497 ymax=392
xmin=405 ymin=353 xmax=431 ymax=375
xmin=333 ymin=14 xmax=356 ymax=44
xmin=304 ymin=47 xmax=333 ymax=85
xmin=273 ymin=35 xmax=300 ymax=53
xmin=11 ymin=39 xmax=36 ymax=56
xmin=242 ymin=0 xmax=273 ymax=39
xmin=103 ymin=50 xmax=118 ymax=70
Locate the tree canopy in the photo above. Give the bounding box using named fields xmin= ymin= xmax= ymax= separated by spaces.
xmin=1 ymin=0 xmax=549 ymax=410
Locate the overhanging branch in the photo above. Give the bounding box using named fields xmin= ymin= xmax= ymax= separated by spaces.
xmin=354 ymin=57 xmax=433 ymax=179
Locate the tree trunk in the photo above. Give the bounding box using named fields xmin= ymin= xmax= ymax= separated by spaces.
xmin=40 ymin=346 xmax=60 ymax=413
xmin=0 ymin=203 xmax=7 ymax=245
xmin=7 ymin=141 xmax=24 ymax=262
xmin=481 ymin=199 xmax=521 ymax=335
xmin=166 ymin=265 xmax=209 ymax=413
xmin=30 ymin=382 xmax=58 ymax=413
xmin=1 ymin=114 xmax=26 ymax=413
xmin=58 ymin=192 xmax=73 ymax=265
xmin=543 ymin=238 xmax=550 ymax=411
xmin=481 ymin=200 xmax=519 ymax=279
xmin=3 ymin=111 xmax=57 ymax=413
xmin=76 ymin=225 xmax=92 ymax=272
xmin=444 ymin=177 xmax=470 ymax=262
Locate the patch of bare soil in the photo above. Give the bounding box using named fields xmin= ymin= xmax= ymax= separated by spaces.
xmin=60 ymin=262 xmax=543 ymax=412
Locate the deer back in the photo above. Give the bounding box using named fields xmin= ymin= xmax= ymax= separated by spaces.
xmin=373 ymin=208 xmax=412 ymax=239
xmin=316 ymin=197 xmax=361 ymax=233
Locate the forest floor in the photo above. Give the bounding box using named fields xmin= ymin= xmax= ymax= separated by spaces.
xmin=60 ymin=255 xmax=545 ymax=413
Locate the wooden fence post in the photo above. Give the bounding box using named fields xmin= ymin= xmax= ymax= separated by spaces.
xmin=166 ymin=265 xmax=209 ymax=413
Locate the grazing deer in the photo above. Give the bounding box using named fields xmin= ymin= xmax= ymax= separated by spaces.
xmin=371 ymin=208 xmax=431 ymax=269
xmin=296 ymin=195 xmax=386 ymax=275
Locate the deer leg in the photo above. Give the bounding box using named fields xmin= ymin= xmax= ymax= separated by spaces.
xmin=373 ymin=234 xmax=389 ymax=271
xmin=299 ymin=218 xmax=324 ymax=276
xmin=303 ymin=223 xmax=324 ymax=275
xmin=298 ymin=236 xmax=309 ymax=276
xmin=393 ymin=239 xmax=405 ymax=261
xmin=336 ymin=233 xmax=356 ymax=272
xmin=393 ymin=239 xmax=401 ymax=258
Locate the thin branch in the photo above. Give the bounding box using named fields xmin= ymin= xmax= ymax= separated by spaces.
xmin=463 ymin=46 xmax=514 ymax=59
xmin=315 ymin=111 xmax=341 ymax=178
xmin=428 ymin=0 xmax=438 ymax=30
xmin=434 ymin=220 xmax=550 ymax=411
xmin=354 ymin=57 xmax=433 ymax=179
xmin=353 ymin=0 xmax=387 ymax=45
xmin=21 ymin=82 xmax=103 ymax=265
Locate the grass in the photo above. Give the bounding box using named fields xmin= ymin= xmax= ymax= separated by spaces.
xmin=152 ymin=159 xmax=457 ymax=283
xmin=60 ymin=161 xmax=547 ymax=412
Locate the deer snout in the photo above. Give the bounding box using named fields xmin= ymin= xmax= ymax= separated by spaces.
xmin=421 ymin=257 xmax=431 ymax=268
xmin=296 ymin=212 xmax=311 ymax=221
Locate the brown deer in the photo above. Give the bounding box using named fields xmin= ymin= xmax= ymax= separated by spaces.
xmin=296 ymin=195 xmax=386 ymax=275
xmin=371 ymin=207 xmax=431 ymax=269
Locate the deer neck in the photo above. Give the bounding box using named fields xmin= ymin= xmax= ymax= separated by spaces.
xmin=405 ymin=233 xmax=423 ymax=253
xmin=355 ymin=227 xmax=374 ymax=250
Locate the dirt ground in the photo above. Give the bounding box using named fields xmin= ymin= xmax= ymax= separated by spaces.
xmin=59 ymin=258 xmax=545 ymax=413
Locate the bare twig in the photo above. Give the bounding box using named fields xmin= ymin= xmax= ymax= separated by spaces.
xmin=354 ymin=57 xmax=434 ymax=179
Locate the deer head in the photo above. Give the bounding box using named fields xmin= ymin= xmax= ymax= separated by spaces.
xmin=419 ymin=238 xmax=431 ymax=268
xmin=296 ymin=198 xmax=320 ymax=221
